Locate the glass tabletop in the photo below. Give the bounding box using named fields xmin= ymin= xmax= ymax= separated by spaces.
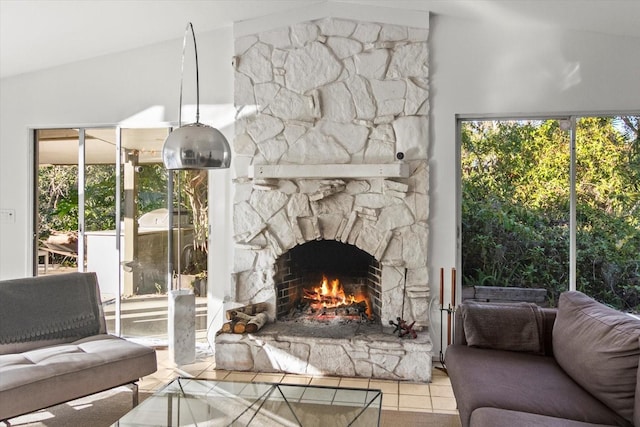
xmin=112 ymin=377 xmax=382 ymax=426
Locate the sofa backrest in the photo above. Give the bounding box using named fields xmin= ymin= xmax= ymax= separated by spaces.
xmin=553 ymin=291 xmax=640 ymax=424
xmin=0 ymin=272 xmax=106 ymax=355
xmin=636 ymin=340 xmax=640 ymax=427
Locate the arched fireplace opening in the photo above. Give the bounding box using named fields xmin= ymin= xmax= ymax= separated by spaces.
xmin=274 ymin=240 xmax=381 ymax=323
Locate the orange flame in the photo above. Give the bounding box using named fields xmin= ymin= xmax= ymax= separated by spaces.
xmin=308 ymin=275 xmax=372 ymax=319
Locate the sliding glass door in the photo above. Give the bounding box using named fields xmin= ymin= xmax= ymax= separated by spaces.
xmin=34 ymin=126 xmax=191 ymax=337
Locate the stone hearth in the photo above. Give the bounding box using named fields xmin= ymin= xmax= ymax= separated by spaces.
xmin=216 ymin=13 xmax=432 ymax=382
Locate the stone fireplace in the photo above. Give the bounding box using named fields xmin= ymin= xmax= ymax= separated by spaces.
xmin=215 ymin=12 xmax=433 ymax=382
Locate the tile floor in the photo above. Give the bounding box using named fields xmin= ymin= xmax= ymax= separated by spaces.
xmin=138 ymin=347 xmax=459 ymax=416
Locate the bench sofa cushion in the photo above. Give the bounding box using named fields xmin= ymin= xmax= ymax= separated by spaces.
xmin=0 ymin=334 xmax=157 ymax=420
xmin=470 ymin=408 xmax=616 ymax=427
xmin=446 ymin=345 xmax=629 ymax=427
xmin=553 ymin=291 xmax=640 ymax=424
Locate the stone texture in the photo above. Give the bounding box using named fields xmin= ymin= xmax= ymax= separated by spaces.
xmin=318 ymin=121 xmax=369 ymax=154
xmin=282 ymin=130 xmax=350 ymax=164
xmin=250 ymin=190 xmax=289 ymax=221
xmin=269 ymin=87 xmax=318 ymax=121
xmin=246 ymin=114 xmax=284 ymax=143
xmin=402 ymin=223 xmax=428 ymax=269
xmin=257 ymin=137 xmax=288 ymax=163
xmin=319 ymin=82 xmax=356 ymax=123
xmin=387 ymin=42 xmax=429 ymax=78
xmin=352 ymin=23 xmax=381 ymax=43
xmin=318 ymin=18 xmax=356 ymax=37
xmin=215 ymin=323 xmax=432 ymax=382
xmin=364 ymin=138 xmax=395 ymax=163
xmin=310 ymin=192 xmax=354 ymax=216
xmin=284 ymin=42 xmax=342 ymax=93
xmin=287 ymin=193 xmax=312 ymax=218
xmin=309 ymin=343 xmax=355 ymax=376
xmin=369 ymin=79 xmax=406 ymax=116
xmin=234 ymin=71 xmax=255 ymax=107
xmin=234 ymin=133 xmax=257 ymax=156
xmin=393 ymin=116 xmax=428 ymax=160
xmin=380 ymin=24 xmax=407 ymax=42
xmin=230 ymin=16 xmax=431 ymax=380
xmin=405 ymin=78 xmax=429 ymax=115
xmin=259 ymin=27 xmax=291 ymax=49
xmin=353 ymin=49 xmax=389 ymax=80
xmin=254 ymin=82 xmax=280 ymax=111
xmin=283 ymin=123 xmax=308 ymax=144
xmin=233 ymin=201 xmax=263 ymax=238
xmin=237 ymin=42 xmax=273 ymax=83
xmin=215 ymin=341 xmax=254 ymax=371
xmin=345 ymin=75 xmax=376 ymax=120
xmin=291 ymin=22 xmax=319 ymax=46
xmin=326 ymin=36 xmax=362 ymax=59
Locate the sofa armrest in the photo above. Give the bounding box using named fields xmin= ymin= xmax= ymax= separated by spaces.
xmin=453 ymin=302 xmax=556 ymax=356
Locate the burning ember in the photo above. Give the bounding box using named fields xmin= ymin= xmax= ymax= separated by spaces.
xmin=301 ymin=275 xmax=372 ymax=321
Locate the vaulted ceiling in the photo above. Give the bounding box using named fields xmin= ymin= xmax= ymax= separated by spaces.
xmin=2 ymin=0 xmax=640 ymax=79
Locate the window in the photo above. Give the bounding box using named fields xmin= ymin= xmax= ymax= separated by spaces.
xmin=460 ymin=115 xmax=639 ymax=311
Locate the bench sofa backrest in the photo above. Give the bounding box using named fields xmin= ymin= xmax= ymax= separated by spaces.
xmin=0 ymin=272 xmax=107 ymax=355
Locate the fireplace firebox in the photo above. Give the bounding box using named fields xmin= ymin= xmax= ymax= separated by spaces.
xmin=274 ymin=240 xmax=381 ymax=323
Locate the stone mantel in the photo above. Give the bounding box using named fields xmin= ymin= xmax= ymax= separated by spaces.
xmin=248 ymin=163 xmax=410 ymax=179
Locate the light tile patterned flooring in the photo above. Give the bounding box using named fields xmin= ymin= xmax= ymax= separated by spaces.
xmin=138 ymin=348 xmax=459 ymax=415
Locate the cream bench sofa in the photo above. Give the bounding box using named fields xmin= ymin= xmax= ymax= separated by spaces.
xmin=0 ymin=272 xmax=157 ymax=421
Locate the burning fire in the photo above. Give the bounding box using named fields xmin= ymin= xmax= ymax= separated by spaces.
xmin=304 ymin=275 xmax=372 ymax=319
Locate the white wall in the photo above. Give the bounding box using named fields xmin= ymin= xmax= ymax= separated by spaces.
xmin=1 ymin=9 xmax=639 ymax=355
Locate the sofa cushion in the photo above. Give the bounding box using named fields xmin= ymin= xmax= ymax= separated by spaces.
xmin=460 ymin=301 xmax=545 ymax=354
xmin=0 ymin=334 xmax=157 ymax=420
xmin=446 ymin=345 xmax=629 ymax=427
xmin=470 ymin=407 xmax=617 ymax=427
xmin=553 ymin=291 xmax=640 ymax=424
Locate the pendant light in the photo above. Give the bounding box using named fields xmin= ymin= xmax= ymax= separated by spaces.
xmin=162 ymin=23 xmax=231 ymax=170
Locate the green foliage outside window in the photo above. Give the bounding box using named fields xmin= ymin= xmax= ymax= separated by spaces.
xmin=462 ymin=117 xmax=640 ymax=312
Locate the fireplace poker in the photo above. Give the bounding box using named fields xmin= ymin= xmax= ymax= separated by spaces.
xmin=401 ymin=267 xmax=408 ymax=320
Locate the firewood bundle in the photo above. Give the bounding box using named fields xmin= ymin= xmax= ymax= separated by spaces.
xmin=220 ymin=302 xmax=268 ymax=334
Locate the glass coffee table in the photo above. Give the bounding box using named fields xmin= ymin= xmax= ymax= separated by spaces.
xmin=113 ymin=377 xmax=382 ymax=426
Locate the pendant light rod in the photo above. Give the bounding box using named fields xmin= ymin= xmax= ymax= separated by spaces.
xmin=179 ymin=22 xmax=200 ymax=126
xmin=162 ymin=22 xmax=231 ymax=170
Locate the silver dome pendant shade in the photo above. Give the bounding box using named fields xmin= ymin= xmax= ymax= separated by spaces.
xmin=162 ymin=23 xmax=231 ymax=170
xmin=163 ymin=123 xmax=230 ymax=169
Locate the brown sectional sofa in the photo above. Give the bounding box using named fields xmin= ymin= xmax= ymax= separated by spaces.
xmin=446 ymin=291 xmax=640 ymax=427
xmin=0 ymin=272 xmax=157 ymax=421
